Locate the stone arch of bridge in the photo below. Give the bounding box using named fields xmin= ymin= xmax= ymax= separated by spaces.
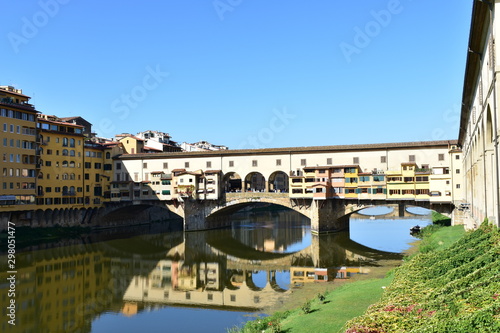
xmin=97 ymin=202 xmax=184 ymax=227
xmin=207 ymin=197 xmax=311 ymax=222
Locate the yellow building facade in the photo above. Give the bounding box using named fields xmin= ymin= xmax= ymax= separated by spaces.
xmin=36 ymin=115 xmax=86 ymax=209
xmin=386 ymin=163 xmax=430 ymax=201
xmin=0 ymin=86 xmax=39 ymax=213
xmin=36 ymin=115 xmax=114 ymax=211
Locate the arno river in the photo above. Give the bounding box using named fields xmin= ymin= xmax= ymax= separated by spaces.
xmin=0 ymin=205 xmax=431 ymax=333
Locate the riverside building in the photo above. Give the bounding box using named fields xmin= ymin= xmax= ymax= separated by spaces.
xmin=0 ymin=86 xmax=39 ymax=215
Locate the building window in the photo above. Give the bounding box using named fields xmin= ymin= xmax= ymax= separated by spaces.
xmin=143 ymin=163 xmax=147 ymax=169
xmin=185 ymin=162 xmax=189 ymax=168
xmin=456 ymin=184 xmax=461 ymax=189
xmin=455 ymin=155 xmax=460 ymax=160
xmin=230 ymin=295 xmax=236 ymax=302
xmin=438 ymin=154 xmax=445 ymax=161
xmin=252 ymin=160 xmax=258 ymax=167
xmin=381 ymin=156 xmax=387 ymax=163
xmin=163 ymin=162 xmax=168 ymax=169
xmin=301 ymin=159 xmax=306 ymax=166
xmin=116 ymin=163 xmax=121 ymax=170
xmin=206 ymin=161 xmax=212 ymax=168
xmin=327 ymin=158 xmax=332 ymax=165
xmin=276 ymin=159 xmax=281 ymax=166
xmin=229 ymin=161 xmax=234 ymax=167
xmin=456 ymin=169 xmax=460 ymax=174
xmin=353 ymin=157 xmax=359 ymax=164
xmin=409 ymin=155 xmax=415 ymax=162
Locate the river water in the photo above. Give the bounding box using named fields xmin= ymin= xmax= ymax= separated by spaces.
xmin=0 ymin=205 xmax=431 ymax=333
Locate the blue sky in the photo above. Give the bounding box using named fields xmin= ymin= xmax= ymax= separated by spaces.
xmin=1 ymin=0 xmax=473 ymax=149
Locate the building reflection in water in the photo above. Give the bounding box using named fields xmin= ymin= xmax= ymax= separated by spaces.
xmin=0 ymin=208 xmax=403 ymax=333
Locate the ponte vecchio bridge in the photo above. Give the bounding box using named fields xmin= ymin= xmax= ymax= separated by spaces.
xmin=99 ymin=140 xmax=463 ymax=233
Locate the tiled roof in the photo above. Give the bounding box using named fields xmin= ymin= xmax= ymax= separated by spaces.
xmin=204 ymin=170 xmax=222 ymax=174
xmin=118 ymin=140 xmax=457 ymax=160
xmin=39 ymin=118 xmax=85 ymax=128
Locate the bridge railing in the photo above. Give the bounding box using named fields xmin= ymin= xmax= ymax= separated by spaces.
xmin=225 ymin=192 xmax=289 ymax=200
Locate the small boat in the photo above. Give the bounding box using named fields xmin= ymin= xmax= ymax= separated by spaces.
xmin=410 ymin=225 xmax=421 ymax=235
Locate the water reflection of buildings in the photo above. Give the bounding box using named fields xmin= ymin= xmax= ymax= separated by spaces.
xmin=0 ymin=249 xmax=112 ymax=333
xmin=231 ymin=209 xmax=308 ymax=253
xmin=123 ymin=259 xmax=287 ymax=311
xmin=0 ymin=211 xmax=405 ymax=332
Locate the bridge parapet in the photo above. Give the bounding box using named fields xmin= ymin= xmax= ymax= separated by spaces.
xmin=225 ymin=192 xmax=289 ymax=200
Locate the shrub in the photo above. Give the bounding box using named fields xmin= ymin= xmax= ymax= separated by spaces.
xmin=301 ymin=300 xmax=312 ymax=314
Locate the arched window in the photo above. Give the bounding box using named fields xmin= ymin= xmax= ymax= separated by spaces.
xmin=62 ymin=149 xmax=68 ymax=156
xmin=62 ymin=161 xmax=68 ymax=167
xmin=69 ymin=186 xmax=75 ymax=194
xmin=62 ymin=137 xmax=68 ymax=147
xmin=62 ymin=173 xmax=68 ymax=180
xmin=69 ymin=150 xmax=75 ymax=156
xmin=105 ymin=152 xmax=111 ymax=159
xmin=69 ymin=138 xmax=75 ymax=147
xmin=70 ymin=173 xmax=75 ymax=180
xmin=69 ymin=161 xmax=75 ymax=168
xmin=63 ymin=186 xmax=68 ymax=194
xmin=38 ymin=172 xmax=43 ymax=179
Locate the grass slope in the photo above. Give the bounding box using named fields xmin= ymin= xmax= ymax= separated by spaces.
xmin=344 ymin=222 xmax=499 ymax=332
xmin=281 ymin=277 xmax=393 ymax=333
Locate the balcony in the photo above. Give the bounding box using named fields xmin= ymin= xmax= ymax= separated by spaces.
xmin=62 ymin=191 xmax=76 ymax=196
xmin=0 ymin=99 xmax=36 ymax=112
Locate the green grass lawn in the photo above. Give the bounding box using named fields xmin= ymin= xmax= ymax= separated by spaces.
xmin=416 ymin=224 xmax=465 ymax=254
xmin=280 ymin=276 xmax=393 ymax=333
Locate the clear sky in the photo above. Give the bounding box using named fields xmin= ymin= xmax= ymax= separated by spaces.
xmin=1 ymin=0 xmax=473 ymax=149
